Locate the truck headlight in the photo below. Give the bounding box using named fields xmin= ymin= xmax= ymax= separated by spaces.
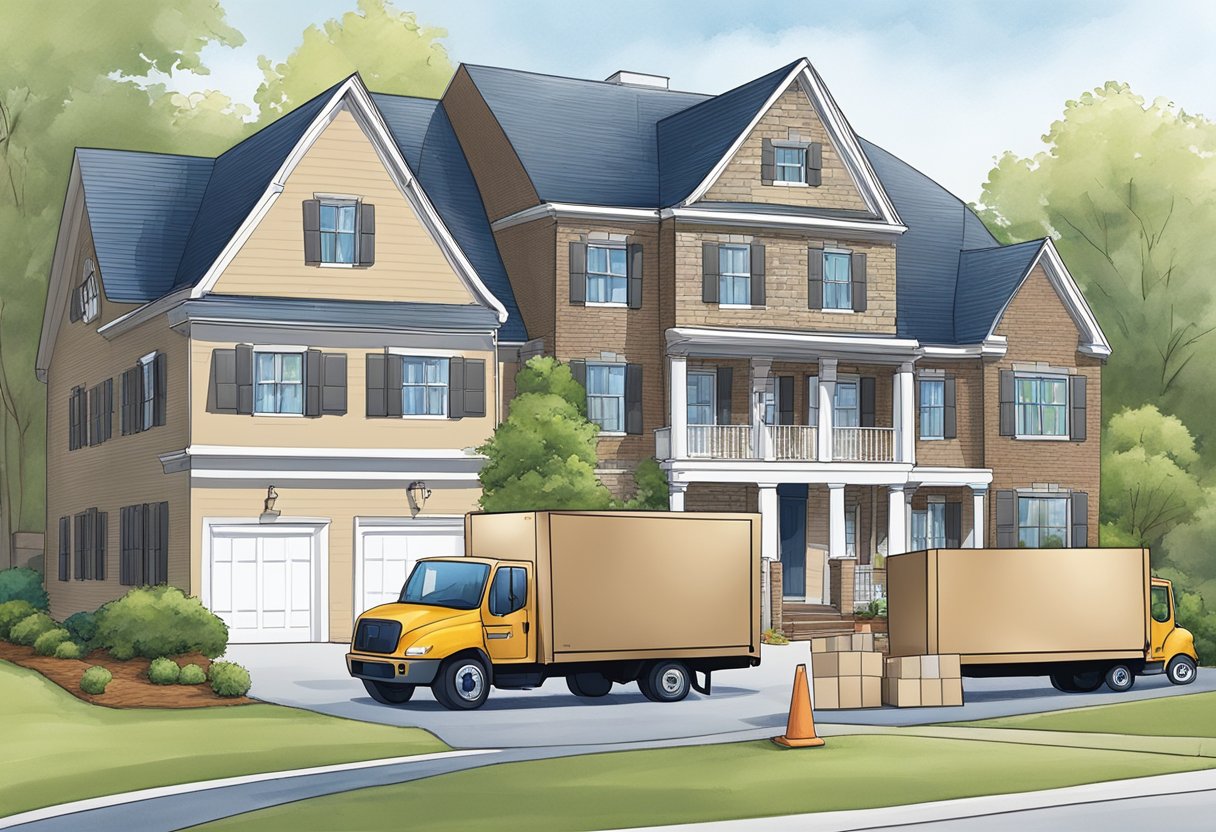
xmin=406 ymin=645 xmax=432 ymax=656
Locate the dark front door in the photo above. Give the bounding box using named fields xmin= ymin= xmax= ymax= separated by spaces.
xmin=778 ymin=484 xmax=808 ymax=598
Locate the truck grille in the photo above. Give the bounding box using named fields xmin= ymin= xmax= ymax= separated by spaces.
xmin=353 ymin=619 xmax=402 ymax=654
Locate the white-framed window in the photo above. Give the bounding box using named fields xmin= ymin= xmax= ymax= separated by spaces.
xmin=254 ymin=351 xmax=305 ymax=415
xmin=806 ymin=376 xmax=859 ymax=427
xmin=586 ymin=363 xmax=626 ymax=433
xmin=79 ymin=259 xmax=99 ymax=323
xmin=687 ymin=371 xmax=716 ymax=425
xmin=919 ymin=378 xmax=945 ymax=439
xmin=320 ymin=201 xmax=358 ymax=264
xmin=401 ymin=356 xmax=449 ymax=417
xmin=1018 ymin=495 xmax=1068 ymax=548
xmin=139 ymin=353 xmax=156 ymax=430
xmin=845 ymin=506 xmax=859 ymax=557
xmin=718 ymin=244 xmax=751 ymax=306
xmin=586 ymin=244 xmax=627 ymax=305
xmin=911 ymin=498 xmax=946 ymax=550
xmin=1016 ymin=375 xmax=1068 ymax=437
xmin=823 ymin=251 xmax=852 ymax=310
xmin=762 ymin=377 xmax=780 ymax=426
xmin=775 ymin=146 xmax=806 ymax=183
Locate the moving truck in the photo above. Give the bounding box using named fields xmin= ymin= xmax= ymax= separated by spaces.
xmin=886 ymin=547 xmax=1199 ymax=693
xmin=346 ymin=510 xmax=762 ymax=710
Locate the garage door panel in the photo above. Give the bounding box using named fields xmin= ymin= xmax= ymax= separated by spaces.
xmin=209 ymin=527 xmax=321 ymax=643
xmin=358 ymin=524 xmax=464 ymax=614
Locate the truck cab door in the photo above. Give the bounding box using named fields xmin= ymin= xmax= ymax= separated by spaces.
xmin=1149 ymin=582 xmax=1175 ymax=660
xmin=483 ymin=564 xmax=532 ymax=663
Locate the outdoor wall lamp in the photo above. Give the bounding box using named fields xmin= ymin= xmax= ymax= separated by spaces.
xmin=260 ymin=485 xmax=280 ymax=522
xmin=407 ymin=481 xmax=432 ymax=518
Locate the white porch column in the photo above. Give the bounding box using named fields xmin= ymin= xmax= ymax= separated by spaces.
xmin=970 ymin=486 xmax=987 ymax=548
xmin=669 ymin=355 xmax=688 ymax=460
xmin=828 ymin=483 xmax=846 ymax=560
xmin=751 ymin=358 xmax=773 ymax=460
xmin=896 ymin=362 xmax=915 ymax=464
xmin=887 ymin=484 xmax=908 ymax=556
xmin=758 ymin=483 xmax=779 ymax=562
xmin=668 ymin=480 xmax=687 ymax=512
xmin=817 ymin=358 xmax=837 ymax=462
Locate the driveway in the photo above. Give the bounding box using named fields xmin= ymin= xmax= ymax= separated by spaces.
xmin=225 ymin=642 xmax=1215 ymax=748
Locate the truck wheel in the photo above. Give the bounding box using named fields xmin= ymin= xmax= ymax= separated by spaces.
xmin=1049 ymin=673 xmax=1078 ymax=692
xmin=1070 ymin=670 xmax=1104 ymax=693
xmin=567 ymin=672 xmax=613 ymax=698
xmin=640 ymin=661 xmax=691 ymax=703
xmin=1167 ymin=655 xmax=1198 ymax=686
xmin=1104 ymin=664 xmax=1135 ymax=693
xmin=362 ymin=680 xmax=415 ymax=705
xmin=433 ymin=657 xmax=490 ymax=710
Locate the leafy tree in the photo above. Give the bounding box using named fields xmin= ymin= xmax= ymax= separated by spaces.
xmin=621 ymin=459 xmax=670 ymax=510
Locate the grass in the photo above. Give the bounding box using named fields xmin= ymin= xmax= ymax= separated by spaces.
xmin=199 ymin=734 xmax=1215 ymax=832
xmin=956 ymin=690 xmax=1216 ymax=737
xmin=0 ymin=660 xmax=447 ymax=818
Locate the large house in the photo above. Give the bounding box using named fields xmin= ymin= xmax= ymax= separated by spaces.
xmin=38 ymin=58 xmax=1108 ymax=642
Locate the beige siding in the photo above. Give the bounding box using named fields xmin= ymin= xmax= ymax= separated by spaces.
xmin=210 ymin=109 xmax=475 ymax=306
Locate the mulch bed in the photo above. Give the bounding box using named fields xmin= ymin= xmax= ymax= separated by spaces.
xmin=0 ymin=642 xmax=254 ymax=708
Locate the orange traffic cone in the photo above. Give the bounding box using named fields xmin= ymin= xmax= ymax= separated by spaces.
xmin=772 ymin=663 xmax=825 ymax=748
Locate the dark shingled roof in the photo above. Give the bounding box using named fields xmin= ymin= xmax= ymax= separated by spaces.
xmin=954 ymin=240 xmax=1046 ymax=344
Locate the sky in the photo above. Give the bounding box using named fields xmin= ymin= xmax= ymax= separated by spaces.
xmin=173 ymin=0 xmax=1216 ymax=202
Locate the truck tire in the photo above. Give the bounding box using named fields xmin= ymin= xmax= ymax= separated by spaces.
xmin=639 ymin=661 xmax=691 ymax=703
xmin=1104 ymin=664 xmax=1135 ymax=693
xmin=567 ymin=672 xmax=613 ymax=698
xmin=1167 ymin=655 xmax=1197 ymax=686
xmin=1049 ymin=673 xmax=1078 ymax=692
xmin=1069 ymin=669 xmax=1104 ymax=693
xmin=432 ymin=656 xmax=490 ymax=710
xmin=362 ymin=680 xmax=415 ymax=705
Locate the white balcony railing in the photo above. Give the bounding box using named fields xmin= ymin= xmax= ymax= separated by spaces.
xmin=833 ymin=427 xmax=897 ymax=462
xmin=687 ymin=424 xmax=754 ymax=459
xmin=654 ymin=425 xmax=898 ymax=463
xmin=770 ymin=425 xmax=818 ymax=461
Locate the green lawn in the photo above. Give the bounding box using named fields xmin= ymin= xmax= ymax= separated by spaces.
xmin=199 ymin=734 xmax=1215 ymax=832
xmin=957 ymin=690 xmax=1216 ymax=737
xmin=0 ymin=660 xmax=447 ymax=818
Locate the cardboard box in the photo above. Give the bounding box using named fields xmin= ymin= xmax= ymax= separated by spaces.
xmin=942 ymin=677 xmax=964 ymax=707
xmin=816 ymin=651 xmax=872 ymax=677
xmin=883 ymin=677 xmax=921 ymax=707
xmin=939 ymin=654 xmax=962 ymax=678
xmin=919 ymin=655 xmax=941 ymax=680
xmin=920 ymin=678 xmax=943 ymax=707
xmin=851 ymin=632 xmax=875 ymax=652
xmin=813 ymin=676 xmax=839 ymax=710
xmin=838 ymin=675 xmax=863 ymax=709
xmin=862 ymin=676 xmax=882 ymax=708
xmin=885 ymin=656 xmax=922 ymax=680
xmin=860 ymin=651 xmax=884 ymax=678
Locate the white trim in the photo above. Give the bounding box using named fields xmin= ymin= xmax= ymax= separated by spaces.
xmin=353 ymin=515 xmax=466 ymax=620
xmin=662 ymin=206 xmax=906 ymax=237
xmin=490 ymin=202 xmax=660 ymax=232
xmin=909 ymin=467 xmax=994 ymax=488
xmin=183 ymin=445 xmax=480 ymax=459
xmin=917 ymin=338 xmax=1008 ymax=359
xmin=96 ymin=287 xmax=192 ymax=340
xmin=36 ymin=156 xmax=86 ymax=382
xmin=666 ymin=325 xmax=920 ymax=361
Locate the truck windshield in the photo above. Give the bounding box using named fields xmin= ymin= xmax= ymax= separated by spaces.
xmin=399 ymin=561 xmax=490 ymax=610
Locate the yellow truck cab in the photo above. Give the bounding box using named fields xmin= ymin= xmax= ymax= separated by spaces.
xmin=1148 ymin=577 xmax=1199 ymax=685
xmin=346 ymin=510 xmax=762 ymax=710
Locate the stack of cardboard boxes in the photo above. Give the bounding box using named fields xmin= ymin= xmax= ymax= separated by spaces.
xmin=882 ymin=655 xmax=964 ymax=707
xmin=809 ymin=633 xmax=884 ymax=709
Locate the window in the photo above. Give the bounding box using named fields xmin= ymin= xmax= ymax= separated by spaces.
xmin=687 ymin=371 xmax=716 ymax=425
xmin=488 ymin=566 xmax=528 ymax=616
xmin=254 ymin=352 xmax=304 ymax=415
xmin=919 ymin=379 xmax=945 ymax=439
xmin=78 ymin=259 xmax=99 ymax=323
xmin=586 ymin=363 xmax=626 ymax=432
xmin=845 ymin=507 xmax=858 ymax=558
xmin=121 ymin=502 xmax=168 ymax=586
xmin=122 ymin=354 xmax=164 ymax=435
xmin=718 ymin=244 xmax=751 ymax=306
xmin=911 ymin=501 xmax=946 ymax=550
xmin=140 ymin=355 xmax=156 ymax=430
xmin=401 ymin=357 xmax=449 ymax=416
xmin=823 ymin=251 xmax=852 ymax=310
xmin=1151 ymin=585 xmax=1172 ymax=624
xmin=320 ymin=201 xmax=358 ymax=264
xmin=400 ymin=560 xmax=490 ymax=610
xmin=833 ymin=380 xmax=859 ymax=427
xmin=1016 ymin=375 xmax=1068 ymax=437
xmin=1018 ymin=496 xmax=1068 ymax=548
xmin=775 ymin=146 xmax=806 ymax=183
xmin=586 ymin=244 xmax=627 ymax=304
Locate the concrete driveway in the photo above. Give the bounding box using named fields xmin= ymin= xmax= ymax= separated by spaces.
xmin=224 ymin=642 xmax=1215 ymax=749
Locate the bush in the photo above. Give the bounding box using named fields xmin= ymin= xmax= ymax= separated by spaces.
xmin=34 ymin=627 xmax=71 ymax=657
xmin=54 ymin=641 xmax=84 ymax=660
xmin=0 ymin=568 xmax=48 ymax=610
xmin=10 ymin=612 xmax=58 ymax=647
xmin=64 ymin=611 xmax=99 ymax=646
xmin=178 ymin=663 xmax=207 ymax=685
xmin=80 ymin=665 xmax=113 ymax=695
xmin=761 ymin=627 xmax=790 ymax=645
xmin=869 ymin=598 xmax=888 ymax=618
xmin=0 ymin=600 xmax=37 ymax=640
xmin=148 ymin=657 xmax=181 ymax=685
xmin=209 ymin=661 xmax=251 ymax=697
xmin=95 ymin=586 xmax=228 ymax=660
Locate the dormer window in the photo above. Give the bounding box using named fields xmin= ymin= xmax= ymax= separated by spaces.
xmin=761 ymin=139 xmax=823 ymax=187
xmin=71 ymin=259 xmax=99 ymax=323
xmin=320 ymin=201 xmax=357 ymax=264
xmin=775 ymin=146 xmax=806 ymax=183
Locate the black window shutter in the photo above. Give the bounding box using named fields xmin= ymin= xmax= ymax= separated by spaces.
xmin=305 ymin=349 xmax=323 ymax=417
xmin=156 ymin=502 xmax=169 ymax=584
xmin=142 ymin=503 xmax=157 ymax=586
xmin=942 ymin=377 xmax=957 ymax=439
xmin=120 ymin=369 xmax=131 ymax=435
xmin=702 ymin=243 xmax=720 ymax=303
xmin=760 ymin=138 xmax=775 ymax=184
xmin=386 ymin=355 xmax=404 ymax=418
xmin=153 ymin=353 xmax=167 ymax=427
xmin=463 ymin=359 xmax=486 ymax=417
xmin=860 ymin=377 xmax=876 ymax=427
xmin=1070 ymin=492 xmax=1089 ymax=547
xmin=808 ymin=248 xmax=824 ymax=310
xmin=68 ymin=388 xmax=80 ymax=450
xmin=320 ymin=353 xmax=347 ymax=415
xmin=627 ymin=243 xmax=643 ymax=309
xmin=119 ymin=507 xmax=130 ymax=586
xmin=569 ymin=359 xmax=587 ymax=415
xmin=569 ymin=241 xmax=586 ymax=305
xmin=211 ymin=349 xmax=239 ymax=413
xmin=69 ymin=287 xmax=82 ymax=322
xmin=58 ymin=516 xmax=69 ymax=582
xmin=750 ymin=243 xmax=766 ymax=306
xmin=999 ymin=370 xmax=1016 ymax=436
xmin=807 ymin=142 xmax=823 ymax=186
xmin=716 ymin=367 xmax=733 ymax=425
xmin=365 ymin=354 xmax=388 ymax=418
xmin=449 ymin=356 xmax=466 ymax=419
xmin=358 ymin=203 xmax=376 ymax=266
xmin=94 ymin=510 xmax=107 ymax=581
xmin=944 ymin=502 xmax=962 ymax=548
xmin=73 ymin=512 xmax=85 ymax=580
xmin=625 ymin=363 xmax=643 ymax=435
xmin=88 ymin=385 xmax=100 ymax=446
xmin=103 ymin=378 xmax=113 ymax=441
xmin=778 ymin=376 xmax=794 ymax=425
xmin=1070 ymin=375 xmax=1087 ymax=441
xmin=851 ymin=252 xmax=868 ymax=312
xmin=235 ymin=344 xmax=254 ymax=414
xmin=995 ymin=490 xmax=1016 ymax=548
xmin=302 ymin=199 xmax=321 ymax=265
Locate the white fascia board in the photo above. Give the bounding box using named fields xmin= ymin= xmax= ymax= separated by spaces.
xmin=666 ymin=326 xmax=920 ymax=360
xmin=909 ymin=466 xmax=994 ymax=488
xmin=663 ymin=206 xmax=906 ymax=238
xmin=665 ymin=460 xmax=915 ymax=486
xmin=918 ymin=336 xmax=1008 ymax=359
xmin=36 ymin=155 xmax=85 ymax=383
xmin=183 ymin=445 xmax=484 ymax=459
xmin=490 ymin=202 xmax=660 ymax=232
xmin=96 ymin=286 xmax=191 ymax=341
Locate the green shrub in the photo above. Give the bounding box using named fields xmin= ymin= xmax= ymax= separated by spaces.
xmin=869 ymin=598 xmax=888 ymax=618
xmin=0 ymin=568 xmax=48 ymax=610
xmin=0 ymin=600 xmax=37 ymax=640
xmin=761 ymin=627 xmax=790 ymax=645
xmin=209 ymin=661 xmax=251 ymax=697
xmin=64 ymin=611 xmax=99 ymax=646
xmin=95 ymin=586 xmax=228 ymax=660
xmin=34 ymin=627 xmax=71 ymax=657
xmin=178 ymin=663 xmax=207 ymax=685
xmin=54 ymin=641 xmax=84 ymax=660
xmin=10 ymin=612 xmax=58 ymax=647
xmin=80 ymin=665 xmax=113 ymax=695
xmin=148 ymin=657 xmax=181 ymax=685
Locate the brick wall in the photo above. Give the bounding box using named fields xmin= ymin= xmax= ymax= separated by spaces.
xmin=914 ymin=360 xmax=985 ymax=469
xmin=493 ymin=218 xmax=557 ymax=349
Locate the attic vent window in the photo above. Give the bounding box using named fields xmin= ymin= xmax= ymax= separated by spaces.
xmin=74 ymin=259 xmax=99 ymax=323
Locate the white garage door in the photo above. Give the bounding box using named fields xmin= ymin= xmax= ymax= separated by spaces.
xmin=357 ymin=521 xmax=464 ymax=614
xmin=208 ymin=525 xmax=323 ymax=643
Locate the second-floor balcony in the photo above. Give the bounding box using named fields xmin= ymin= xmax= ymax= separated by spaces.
xmin=655 ymin=424 xmax=899 ymax=463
